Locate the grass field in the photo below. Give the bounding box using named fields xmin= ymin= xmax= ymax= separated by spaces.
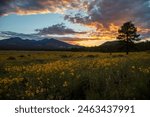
xmin=0 ymin=51 xmax=150 ymax=100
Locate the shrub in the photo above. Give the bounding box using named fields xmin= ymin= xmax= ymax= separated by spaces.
xmin=7 ymin=56 xmax=16 ymax=60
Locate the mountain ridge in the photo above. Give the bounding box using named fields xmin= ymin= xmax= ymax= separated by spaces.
xmin=0 ymin=37 xmax=81 ymax=50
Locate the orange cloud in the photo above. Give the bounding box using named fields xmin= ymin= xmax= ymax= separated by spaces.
xmin=64 ymin=0 xmax=150 ymax=40
xmin=0 ymin=0 xmax=82 ymax=16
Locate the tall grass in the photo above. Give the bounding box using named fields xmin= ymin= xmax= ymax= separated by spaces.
xmin=0 ymin=51 xmax=150 ymax=99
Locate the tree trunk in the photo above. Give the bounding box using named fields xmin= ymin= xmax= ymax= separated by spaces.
xmin=126 ymin=35 xmax=129 ymax=55
xmin=126 ymin=41 xmax=129 ymax=55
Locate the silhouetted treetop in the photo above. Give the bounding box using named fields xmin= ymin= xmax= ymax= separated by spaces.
xmin=117 ymin=21 xmax=140 ymax=54
xmin=117 ymin=21 xmax=140 ymax=42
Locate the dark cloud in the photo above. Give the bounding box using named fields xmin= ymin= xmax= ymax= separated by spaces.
xmin=0 ymin=0 xmax=13 ymax=15
xmin=65 ymin=0 xmax=150 ymax=39
xmin=0 ymin=0 xmax=83 ymax=16
xmin=66 ymin=0 xmax=150 ymax=26
xmin=35 ymin=23 xmax=86 ymax=35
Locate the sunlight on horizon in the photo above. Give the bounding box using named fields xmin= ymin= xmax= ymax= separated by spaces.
xmin=65 ymin=39 xmax=117 ymax=47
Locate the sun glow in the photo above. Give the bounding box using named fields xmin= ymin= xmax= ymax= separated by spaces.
xmin=66 ymin=38 xmax=116 ymax=47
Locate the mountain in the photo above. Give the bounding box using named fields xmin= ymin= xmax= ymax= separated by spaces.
xmin=85 ymin=40 xmax=150 ymax=52
xmin=98 ymin=40 xmax=150 ymax=52
xmin=98 ymin=40 xmax=129 ymax=52
xmin=0 ymin=37 xmax=80 ymax=50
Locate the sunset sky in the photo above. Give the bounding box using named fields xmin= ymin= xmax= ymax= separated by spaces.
xmin=0 ymin=0 xmax=150 ymax=47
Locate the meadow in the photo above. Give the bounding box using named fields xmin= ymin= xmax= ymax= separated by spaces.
xmin=0 ymin=51 xmax=150 ymax=100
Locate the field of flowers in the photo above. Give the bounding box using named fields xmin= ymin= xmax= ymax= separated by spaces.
xmin=0 ymin=51 xmax=150 ymax=99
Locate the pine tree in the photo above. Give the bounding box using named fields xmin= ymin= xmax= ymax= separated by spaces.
xmin=117 ymin=21 xmax=140 ymax=54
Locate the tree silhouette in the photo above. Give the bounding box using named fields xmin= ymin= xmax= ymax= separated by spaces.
xmin=117 ymin=21 xmax=140 ymax=55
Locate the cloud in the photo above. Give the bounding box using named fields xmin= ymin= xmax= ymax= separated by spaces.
xmin=35 ymin=23 xmax=86 ymax=35
xmin=65 ymin=0 xmax=150 ymax=39
xmin=0 ymin=31 xmax=41 ymax=40
xmin=0 ymin=0 xmax=85 ymax=16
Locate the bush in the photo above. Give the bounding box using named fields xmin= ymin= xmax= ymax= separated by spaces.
xmin=18 ymin=55 xmax=25 ymax=58
xmin=7 ymin=56 xmax=16 ymax=60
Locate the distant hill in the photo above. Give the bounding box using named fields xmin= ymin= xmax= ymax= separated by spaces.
xmin=85 ymin=40 xmax=150 ymax=52
xmin=0 ymin=37 xmax=80 ymax=50
xmin=98 ymin=40 xmax=132 ymax=52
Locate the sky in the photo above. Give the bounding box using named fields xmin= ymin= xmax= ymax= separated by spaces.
xmin=0 ymin=0 xmax=150 ymax=47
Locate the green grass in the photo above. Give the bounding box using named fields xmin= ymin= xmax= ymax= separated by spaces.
xmin=0 ymin=51 xmax=150 ymax=99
